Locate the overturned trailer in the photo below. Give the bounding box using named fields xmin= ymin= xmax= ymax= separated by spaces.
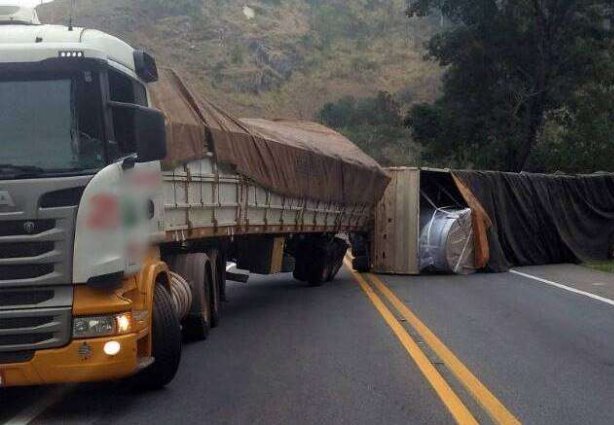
xmin=369 ymin=168 xmax=614 ymax=275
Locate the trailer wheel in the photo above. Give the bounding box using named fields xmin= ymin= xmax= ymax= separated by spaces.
xmin=133 ymin=284 xmax=182 ymax=390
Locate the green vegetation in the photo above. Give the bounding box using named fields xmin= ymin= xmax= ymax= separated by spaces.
xmin=319 ymin=92 xmax=421 ymax=165
xmin=406 ymin=0 xmax=614 ymax=173
xmin=585 ymin=261 xmax=614 ymax=274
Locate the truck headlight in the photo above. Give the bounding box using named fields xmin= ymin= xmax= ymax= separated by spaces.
xmin=73 ymin=313 xmax=132 ymax=338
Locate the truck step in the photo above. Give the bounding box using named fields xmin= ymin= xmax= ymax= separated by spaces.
xmin=227 ymin=271 xmax=250 ymax=283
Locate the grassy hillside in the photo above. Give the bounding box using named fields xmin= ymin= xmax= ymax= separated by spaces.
xmin=39 ymin=0 xmax=441 ymax=163
xmin=39 ymin=0 xmax=439 ymax=115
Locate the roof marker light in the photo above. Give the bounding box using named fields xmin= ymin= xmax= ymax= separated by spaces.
xmin=58 ymin=50 xmax=84 ymax=58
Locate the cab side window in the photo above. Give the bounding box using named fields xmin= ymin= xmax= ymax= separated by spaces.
xmin=108 ymin=70 xmax=148 ymax=159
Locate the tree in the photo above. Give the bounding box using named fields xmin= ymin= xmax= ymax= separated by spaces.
xmin=407 ymin=0 xmax=613 ymax=171
xmin=529 ymin=36 xmax=614 ymax=172
xmin=319 ymin=92 xmax=420 ymax=166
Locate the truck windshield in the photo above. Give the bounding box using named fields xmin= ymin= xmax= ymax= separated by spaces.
xmin=0 ymin=75 xmax=106 ymax=178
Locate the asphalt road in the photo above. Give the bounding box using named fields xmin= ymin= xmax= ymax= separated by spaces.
xmin=1 ymin=263 xmax=613 ymax=425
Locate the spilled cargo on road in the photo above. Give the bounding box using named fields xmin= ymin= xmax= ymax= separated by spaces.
xmin=367 ymin=168 xmax=614 ymax=275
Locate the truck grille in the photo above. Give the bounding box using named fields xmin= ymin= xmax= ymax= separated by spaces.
xmin=0 ymin=308 xmax=71 ymax=353
xmin=0 ymin=241 xmax=55 ymax=259
xmin=0 ymin=217 xmax=72 ymax=287
xmin=0 ymin=264 xmax=55 ymax=280
xmin=0 ymin=287 xmax=72 ymax=353
xmin=0 ymin=286 xmax=73 ymax=311
xmin=0 ymin=220 xmax=55 ymax=237
xmin=0 ymin=316 xmax=54 ymax=329
xmin=0 ymin=289 xmax=54 ymax=307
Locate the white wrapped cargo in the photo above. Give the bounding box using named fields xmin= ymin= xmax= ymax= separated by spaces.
xmin=419 ymin=208 xmax=476 ymax=275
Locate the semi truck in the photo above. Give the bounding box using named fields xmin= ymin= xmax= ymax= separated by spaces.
xmin=0 ymin=6 xmax=389 ymax=389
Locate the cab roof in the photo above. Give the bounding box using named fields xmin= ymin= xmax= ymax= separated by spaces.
xmin=0 ymin=6 xmax=137 ymax=76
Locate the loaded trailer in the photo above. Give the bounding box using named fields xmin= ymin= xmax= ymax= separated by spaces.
xmin=0 ymin=6 xmax=389 ymax=388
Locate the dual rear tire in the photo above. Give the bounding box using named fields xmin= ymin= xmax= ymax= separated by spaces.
xmin=293 ymin=236 xmax=349 ymax=286
xmin=169 ymin=251 xmax=225 ymax=341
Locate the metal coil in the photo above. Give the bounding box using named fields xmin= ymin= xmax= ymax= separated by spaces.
xmin=169 ymin=271 xmax=193 ymax=320
xmin=419 ymin=208 xmax=476 ymax=275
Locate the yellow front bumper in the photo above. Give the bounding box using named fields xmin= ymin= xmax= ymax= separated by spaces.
xmin=0 ymin=334 xmax=138 ymax=387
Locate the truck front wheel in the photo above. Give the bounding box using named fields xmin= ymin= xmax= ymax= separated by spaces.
xmin=133 ymin=284 xmax=182 ymax=390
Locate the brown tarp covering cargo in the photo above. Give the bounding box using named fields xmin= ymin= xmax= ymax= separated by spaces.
xmin=452 ymin=171 xmax=614 ymax=272
xmin=149 ymin=68 xmax=208 ymax=163
xmin=149 ymin=68 xmax=390 ymax=205
xmin=239 ymin=119 xmax=390 ymax=205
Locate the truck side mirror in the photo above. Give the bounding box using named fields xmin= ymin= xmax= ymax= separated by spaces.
xmin=133 ymin=50 xmax=159 ymax=83
xmin=134 ymin=106 xmax=167 ymax=163
xmin=109 ymin=102 xmax=167 ymax=163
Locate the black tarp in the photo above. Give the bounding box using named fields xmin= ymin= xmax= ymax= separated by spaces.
xmin=453 ymin=171 xmax=614 ymax=272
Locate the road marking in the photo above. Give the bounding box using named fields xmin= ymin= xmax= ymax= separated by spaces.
xmin=343 ymin=259 xmax=478 ymax=425
xmin=510 ymin=270 xmax=614 ymax=307
xmin=4 ymin=385 xmax=74 ymax=425
xmin=367 ymin=272 xmax=521 ymax=425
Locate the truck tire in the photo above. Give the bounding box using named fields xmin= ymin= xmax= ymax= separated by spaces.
xmin=292 ymin=257 xmax=308 ymax=282
xmin=183 ymin=269 xmax=212 ymax=341
xmin=326 ymin=238 xmax=349 ymax=282
xmin=349 ymin=233 xmax=368 ymax=257
xmin=292 ymin=237 xmax=326 ymax=286
xmin=326 ymin=256 xmax=344 ymax=282
xmin=294 ymin=236 xmax=348 ymax=286
xmin=306 ymin=250 xmax=329 ymax=287
xmin=206 ymin=250 xmax=222 ymax=328
xmin=133 ymin=284 xmax=182 ymax=390
xmin=218 ymin=251 xmax=228 ymax=302
xmin=292 ymin=239 xmax=310 ymax=282
xmin=172 ymin=254 xmax=212 ymax=341
xmin=352 ymin=255 xmax=370 ymax=272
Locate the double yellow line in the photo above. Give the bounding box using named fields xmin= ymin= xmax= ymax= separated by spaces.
xmin=343 ymin=258 xmax=520 ymax=425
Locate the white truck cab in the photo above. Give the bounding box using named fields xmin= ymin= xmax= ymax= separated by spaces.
xmin=0 ymin=6 xmax=170 ymax=385
xmin=0 ymin=5 xmax=166 ymax=283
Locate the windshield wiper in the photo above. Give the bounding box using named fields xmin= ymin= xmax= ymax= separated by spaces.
xmin=0 ymin=164 xmax=45 ymax=176
xmin=0 ymin=165 xmax=101 ymax=179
